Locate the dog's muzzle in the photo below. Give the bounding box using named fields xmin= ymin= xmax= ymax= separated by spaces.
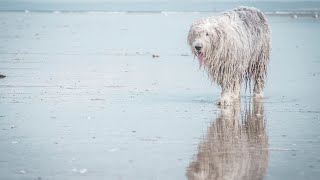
xmin=195 ymin=46 xmax=202 ymax=51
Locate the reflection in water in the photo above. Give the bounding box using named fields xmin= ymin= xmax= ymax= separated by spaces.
xmin=187 ymin=99 xmax=269 ymax=180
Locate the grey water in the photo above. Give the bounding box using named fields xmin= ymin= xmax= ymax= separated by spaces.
xmin=0 ymin=1 xmax=320 ymax=180
xmin=1 ymin=0 xmax=320 ymax=13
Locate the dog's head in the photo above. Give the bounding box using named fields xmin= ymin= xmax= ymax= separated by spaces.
xmin=187 ymin=18 xmax=222 ymax=65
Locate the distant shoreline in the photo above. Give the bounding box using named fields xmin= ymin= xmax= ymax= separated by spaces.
xmin=0 ymin=10 xmax=319 ymax=18
xmin=1 ymin=1 xmax=320 ymax=13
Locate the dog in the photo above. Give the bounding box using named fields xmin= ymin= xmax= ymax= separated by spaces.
xmin=188 ymin=7 xmax=271 ymax=105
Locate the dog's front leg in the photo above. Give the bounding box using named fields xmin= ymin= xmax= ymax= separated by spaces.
xmin=216 ymin=84 xmax=241 ymax=106
xmin=216 ymin=88 xmax=234 ymax=106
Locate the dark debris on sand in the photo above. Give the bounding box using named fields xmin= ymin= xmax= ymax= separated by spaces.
xmin=152 ymin=54 xmax=160 ymax=58
xmin=0 ymin=74 xmax=6 ymax=79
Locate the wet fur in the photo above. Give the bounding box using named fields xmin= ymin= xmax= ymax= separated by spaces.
xmin=188 ymin=7 xmax=271 ymax=105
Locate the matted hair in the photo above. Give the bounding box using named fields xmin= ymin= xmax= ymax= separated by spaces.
xmin=188 ymin=7 xmax=271 ymax=92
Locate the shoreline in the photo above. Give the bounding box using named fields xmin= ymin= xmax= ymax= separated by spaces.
xmin=0 ymin=10 xmax=319 ymax=18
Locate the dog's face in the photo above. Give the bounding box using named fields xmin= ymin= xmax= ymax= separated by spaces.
xmin=188 ymin=18 xmax=219 ymax=65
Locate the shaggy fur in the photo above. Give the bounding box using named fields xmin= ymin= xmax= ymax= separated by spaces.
xmin=188 ymin=7 xmax=271 ymax=105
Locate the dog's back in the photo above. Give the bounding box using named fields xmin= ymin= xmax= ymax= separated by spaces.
xmin=233 ymin=7 xmax=268 ymax=25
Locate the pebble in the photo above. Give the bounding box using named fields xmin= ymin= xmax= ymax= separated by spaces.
xmin=72 ymin=168 xmax=87 ymax=174
xmin=79 ymin=169 xmax=87 ymax=174
xmin=19 ymin=170 xmax=26 ymax=174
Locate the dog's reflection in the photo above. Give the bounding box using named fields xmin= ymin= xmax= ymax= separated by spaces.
xmin=187 ymin=99 xmax=269 ymax=180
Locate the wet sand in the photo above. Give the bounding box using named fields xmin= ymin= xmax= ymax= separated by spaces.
xmin=0 ymin=12 xmax=320 ymax=180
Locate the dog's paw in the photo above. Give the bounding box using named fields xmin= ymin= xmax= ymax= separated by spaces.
xmin=253 ymin=92 xmax=264 ymax=99
xmin=216 ymin=98 xmax=232 ymax=106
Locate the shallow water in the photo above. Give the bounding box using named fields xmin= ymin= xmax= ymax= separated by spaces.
xmin=1 ymin=1 xmax=320 ymax=13
xmin=0 ymin=12 xmax=319 ymax=180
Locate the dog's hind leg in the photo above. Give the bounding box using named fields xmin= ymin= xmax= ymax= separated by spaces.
xmin=253 ymin=50 xmax=269 ymax=99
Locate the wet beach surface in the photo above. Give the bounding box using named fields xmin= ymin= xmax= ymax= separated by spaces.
xmin=0 ymin=12 xmax=320 ymax=180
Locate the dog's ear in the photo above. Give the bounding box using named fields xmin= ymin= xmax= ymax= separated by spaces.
xmin=187 ymin=26 xmax=195 ymax=46
xmin=213 ymin=27 xmax=224 ymax=41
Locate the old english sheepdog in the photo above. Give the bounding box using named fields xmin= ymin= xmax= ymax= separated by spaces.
xmin=188 ymin=7 xmax=271 ymax=105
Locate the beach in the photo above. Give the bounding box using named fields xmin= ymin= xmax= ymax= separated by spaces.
xmin=0 ymin=11 xmax=320 ymax=180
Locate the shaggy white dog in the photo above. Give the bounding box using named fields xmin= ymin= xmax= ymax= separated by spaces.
xmin=188 ymin=7 xmax=271 ymax=105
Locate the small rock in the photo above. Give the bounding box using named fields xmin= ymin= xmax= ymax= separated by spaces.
xmin=0 ymin=74 xmax=6 ymax=79
xmin=72 ymin=167 xmax=87 ymax=174
xmin=19 ymin=170 xmax=26 ymax=174
xmin=79 ymin=169 xmax=87 ymax=174
xmin=152 ymin=54 xmax=160 ymax=58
